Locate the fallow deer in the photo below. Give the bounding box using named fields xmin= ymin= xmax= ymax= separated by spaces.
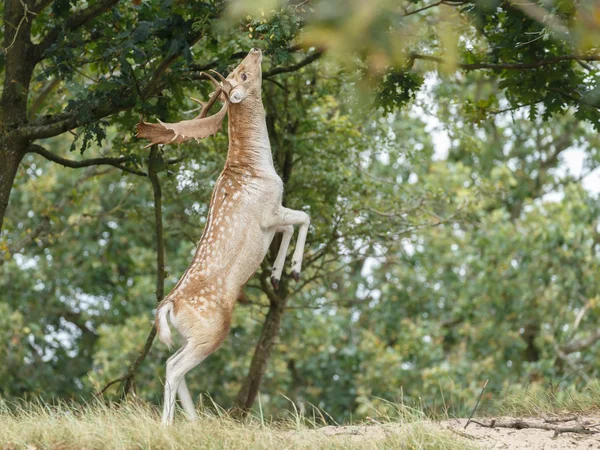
xmin=137 ymin=48 xmax=310 ymax=425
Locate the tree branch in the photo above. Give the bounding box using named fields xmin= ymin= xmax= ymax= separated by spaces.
xmin=27 ymin=143 xmax=147 ymax=177
xmin=264 ymin=50 xmax=324 ymax=77
xmin=34 ymin=0 xmax=120 ymax=60
xmin=401 ymin=0 xmax=467 ymax=17
xmin=187 ymin=44 xmax=306 ymax=73
xmin=186 ymin=47 xmax=322 ymax=85
xmin=32 ymin=0 xmax=55 ymax=14
xmin=560 ymin=329 xmax=600 ymax=354
xmin=19 ymin=29 xmax=206 ymax=140
xmin=410 ymin=53 xmax=600 ymax=70
xmin=28 ymin=77 xmax=60 ymax=119
xmin=551 ymin=88 xmax=600 ymax=110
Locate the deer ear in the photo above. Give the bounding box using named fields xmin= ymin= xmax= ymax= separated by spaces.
xmin=230 ymin=87 xmax=247 ymax=104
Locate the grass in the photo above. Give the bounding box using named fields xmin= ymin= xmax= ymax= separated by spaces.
xmin=494 ymin=380 xmax=600 ymax=418
xmin=4 ymin=382 xmax=600 ymax=449
xmin=0 ymin=399 xmax=478 ymax=450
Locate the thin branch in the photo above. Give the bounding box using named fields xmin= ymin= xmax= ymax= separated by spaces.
xmin=94 ymin=376 xmax=125 ymax=398
xmin=508 ymin=0 xmax=569 ymax=36
xmin=264 ymin=77 xmax=290 ymax=92
xmin=27 ymin=143 xmax=147 ymax=177
xmin=3 ymin=0 xmax=36 ymax=53
xmin=141 ymin=45 xmax=198 ymax=100
xmin=122 ymin=146 xmax=165 ymax=395
xmin=490 ymin=102 xmax=540 ymax=115
xmin=464 ymin=379 xmax=489 ymax=429
xmin=573 ymin=294 xmax=592 ymax=332
xmin=367 ymin=198 xmax=425 ymax=218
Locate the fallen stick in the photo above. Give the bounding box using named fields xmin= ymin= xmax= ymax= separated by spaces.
xmin=470 ymin=418 xmax=599 ymax=438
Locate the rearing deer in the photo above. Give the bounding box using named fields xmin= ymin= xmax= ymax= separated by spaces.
xmin=137 ymin=48 xmax=310 ymax=425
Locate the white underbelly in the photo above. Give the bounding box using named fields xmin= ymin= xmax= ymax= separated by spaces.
xmin=226 ymin=224 xmax=275 ymax=290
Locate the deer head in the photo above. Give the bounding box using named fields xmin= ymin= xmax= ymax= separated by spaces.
xmin=136 ymin=48 xmax=263 ymax=148
xmin=225 ymin=47 xmax=263 ymax=104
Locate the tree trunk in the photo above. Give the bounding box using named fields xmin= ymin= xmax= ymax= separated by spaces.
xmin=523 ymin=322 xmax=540 ymax=362
xmin=1 ymin=0 xmax=36 ymax=233
xmin=0 ymin=141 xmax=25 ymax=231
xmin=120 ymin=146 xmax=165 ymax=396
xmin=234 ymin=282 xmax=288 ymax=413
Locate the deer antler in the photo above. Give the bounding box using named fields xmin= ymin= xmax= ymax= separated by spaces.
xmin=136 ymin=72 xmax=232 ymax=148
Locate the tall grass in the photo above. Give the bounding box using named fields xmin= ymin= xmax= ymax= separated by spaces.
xmin=0 ymin=399 xmax=477 ymax=450
xmin=495 ymin=380 xmax=600 ymax=417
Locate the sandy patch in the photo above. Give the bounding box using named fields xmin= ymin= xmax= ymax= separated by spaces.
xmin=442 ymin=416 xmax=600 ymax=449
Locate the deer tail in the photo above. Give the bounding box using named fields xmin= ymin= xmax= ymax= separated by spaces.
xmin=155 ymin=300 xmax=174 ymax=349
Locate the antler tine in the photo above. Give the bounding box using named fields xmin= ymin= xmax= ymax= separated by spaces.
xmin=209 ymin=69 xmax=233 ymax=92
xmin=198 ymin=88 xmax=223 ymax=119
xmin=189 ymin=97 xmax=206 ymax=106
xmin=201 ymin=71 xmax=221 ymax=90
xmin=209 ymin=69 xmax=228 ymax=84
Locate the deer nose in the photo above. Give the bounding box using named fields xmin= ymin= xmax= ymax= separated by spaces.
xmin=251 ymin=47 xmax=261 ymax=54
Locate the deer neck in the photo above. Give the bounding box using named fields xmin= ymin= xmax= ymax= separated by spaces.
xmin=226 ymin=96 xmax=274 ymax=172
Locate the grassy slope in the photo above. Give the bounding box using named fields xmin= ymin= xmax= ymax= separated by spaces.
xmin=0 ymin=401 xmax=475 ymax=450
xmin=3 ymin=383 xmax=600 ymax=450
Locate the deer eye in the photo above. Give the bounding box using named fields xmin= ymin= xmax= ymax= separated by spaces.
xmin=241 ymin=73 xmax=248 ymax=81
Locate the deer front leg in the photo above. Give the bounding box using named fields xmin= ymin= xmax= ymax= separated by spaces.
xmin=265 ymin=207 xmax=310 ymax=282
xmin=271 ymin=225 xmax=294 ymax=291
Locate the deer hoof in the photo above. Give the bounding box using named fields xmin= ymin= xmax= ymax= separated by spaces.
xmin=271 ymin=276 xmax=280 ymax=291
xmin=291 ymin=271 xmax=300 ymax=282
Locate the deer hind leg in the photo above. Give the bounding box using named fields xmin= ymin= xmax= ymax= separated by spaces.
xmin=265 ymin=207 xmax=310 ymax=282
xmin=177 ymin=377 xmax=198 ymax=421
xmin=163 ymin=342 xmax=198 ymax=421
xmin=271 ymin=225 xmax=294 ymax=290
xmin=162 ymin=343 xmax=208 ymax=425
